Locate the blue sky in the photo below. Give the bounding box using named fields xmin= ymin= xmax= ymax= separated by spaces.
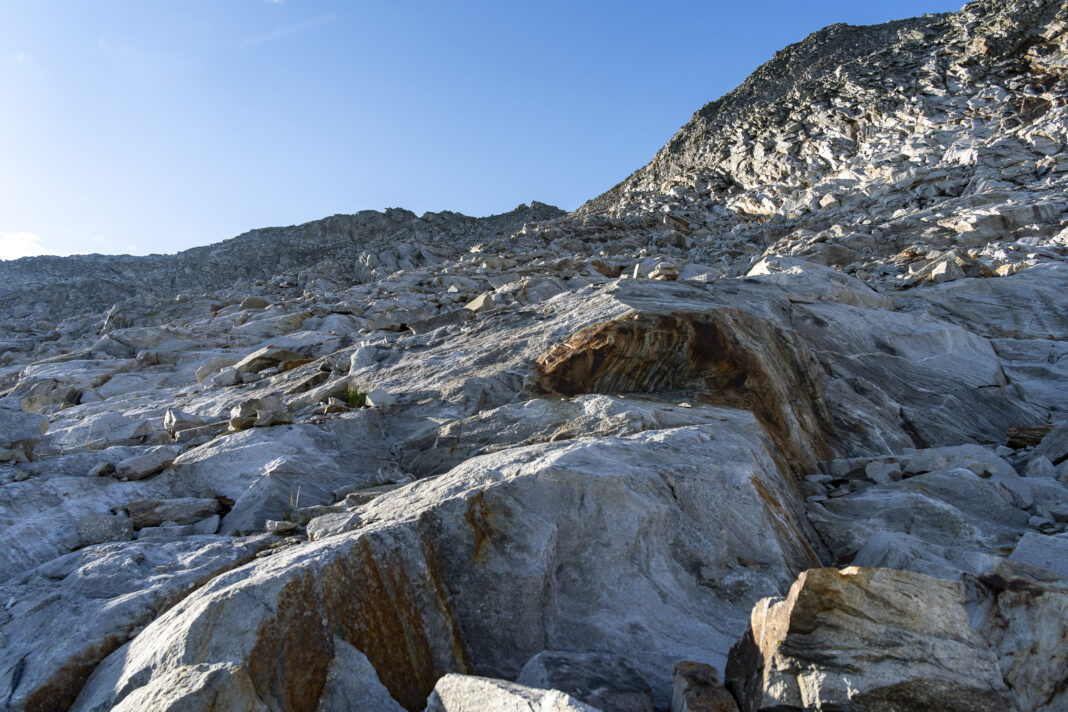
xmin=0 ymin=0 xmax=963 ymax=259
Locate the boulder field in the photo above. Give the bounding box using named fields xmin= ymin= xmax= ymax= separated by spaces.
xmin=2 ymin=0 xmax=1068 ymax=710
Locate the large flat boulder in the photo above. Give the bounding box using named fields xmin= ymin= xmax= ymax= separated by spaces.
xmin=169 ymin=411 xmax=391 ymax=534
xmin=232 ymin=346 xmax=309 ymax=374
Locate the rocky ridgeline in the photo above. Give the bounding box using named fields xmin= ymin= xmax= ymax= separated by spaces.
xmin=1 ymin=1 xmax=1068 ymax=711
xmin=559 ymin=0 xmax=1068 ymax=284
xmin=0 ymin=202 xmax=564 ymax=364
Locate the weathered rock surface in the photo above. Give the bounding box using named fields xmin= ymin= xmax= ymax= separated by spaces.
xmin=0 ymin=399 xmax=46 ymax=450
xmin=0 ymin=535 xmax=274 ymax=711
xmin=670 ymin=661 xmax=739 ymax=712
xmin=969 ymin=564 xmax=1068 ymax=712
xmin=1 ymin=0 xmax=1066 ymax=710
xmin=69 ymin=422 xmax=820 ymax=711
xmin=725 ymin=567 xmax=1017 ymax=712
xmin=425 ymin=674 xmax=601 ymax=712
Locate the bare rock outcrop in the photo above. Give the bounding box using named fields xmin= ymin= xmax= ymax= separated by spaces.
xmin=2 ymin=1 xmax=1067 ymax=710
xmin=725 ymin=567 xmax=1017 ymax=712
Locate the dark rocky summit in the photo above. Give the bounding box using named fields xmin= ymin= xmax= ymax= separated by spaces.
xmin=1 ymin=1 xmax=1067 ymax=710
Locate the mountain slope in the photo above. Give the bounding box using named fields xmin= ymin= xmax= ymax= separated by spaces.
xmin=0 ymin=202 xmax=563 ymax=321
xmin=562 ymin=0 xmax=1067 ymax=281
xmin=1 ymin=2 xmax=1067 ymax=711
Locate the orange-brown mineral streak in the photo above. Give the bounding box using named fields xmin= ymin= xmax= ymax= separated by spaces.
xmin=247 ymin=571 xmax=333 ymax=712
xmin=320 ymin=536 xmax=459 ymax=711
xmin=534 ymin=311 xmax=834 ymax=474
xmin=21 ymin=635 xmax=126 ymax=712
xmin=463 ymin=491 xmax=494 ymax=563
xmin=749 ymin=476 xmax=823 ymax=573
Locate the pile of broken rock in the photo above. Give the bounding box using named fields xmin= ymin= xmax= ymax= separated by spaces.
xmin=3 ymin=0 xmax=1068 ymax=710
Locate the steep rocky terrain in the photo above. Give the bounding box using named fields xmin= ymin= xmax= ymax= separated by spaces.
xmin=0 ymin=202 xmax=564 ymax=357
xmin=2 ymin=1 xmax=1067 ymax=710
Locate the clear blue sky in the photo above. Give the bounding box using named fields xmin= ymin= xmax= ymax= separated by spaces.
xmin=0 ymin=1 xmax=963 ymax=259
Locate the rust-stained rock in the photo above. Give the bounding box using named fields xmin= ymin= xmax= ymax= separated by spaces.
xmin=1006 ymin=424 xmax=1054 ymax=450
xmin=318 ymin=537 xmax=470 ymax=711
xmin=532 ymin=309 xmax=834 ymax=473
xmin=972 ymin=565 xmax=1068 ymax=712
xmin=5 ymin=5 xmax=1068 ymax=712
xmin=670 ymin=661 xmax=739 ymax=712
xmin=247 ymin=572 xmax=333 ymax=712
xmin=70 ymin=422 xmax=822 ymax=712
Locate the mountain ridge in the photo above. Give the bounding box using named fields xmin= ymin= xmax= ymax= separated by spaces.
xmin=1 ymin=1 xmax=1067 ymax=710
xmin=0 ymin=202 xmax=564 ymax=320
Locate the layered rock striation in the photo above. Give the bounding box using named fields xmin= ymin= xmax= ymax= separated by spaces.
xmin=2 ymin=1 xmax=1068 ymax=711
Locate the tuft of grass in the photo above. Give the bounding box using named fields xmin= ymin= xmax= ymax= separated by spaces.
xmin=284 ymin=485 xmax=302 ymax=523
xmin=345 ymin=388 xmax=367 ymax=408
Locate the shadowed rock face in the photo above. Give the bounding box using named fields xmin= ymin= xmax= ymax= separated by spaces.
xmin=533 ymin=310 xmax=834 ymax=473
xmin=315 ymin=537 xmax=471 ymax=711
xmin=21 ymin=636 xmax=125 ymax=712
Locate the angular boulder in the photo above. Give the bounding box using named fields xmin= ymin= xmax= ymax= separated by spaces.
xmin=125 ymin=497 xmax=223 ymax=529
xmin=725 ymin=567 xmax=1016 ymax=712
xmin=0 ymin=400 xmax=47 ymax=449
xmin=971 ymin=565 xmax=1068 ymax=712
xmin=670 ymin=661 xmax=739 ymax=712
xmin=232 ymin=346 xmax=308 ymax=374
xmin=425 ymin=674 xmax=601 ymax=712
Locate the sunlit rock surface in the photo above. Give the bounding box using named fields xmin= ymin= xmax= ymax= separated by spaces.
xmin=2 ymin=0 xmax=1068 ymax=710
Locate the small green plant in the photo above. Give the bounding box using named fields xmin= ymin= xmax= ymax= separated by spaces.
xmin=345 ymin=388 xmax=367 ymax=408
xmin=284 ymin=485 xmax=302 ymax=522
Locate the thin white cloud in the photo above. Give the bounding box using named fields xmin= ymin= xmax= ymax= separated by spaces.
xmin=13 ymin=52 xmax=28 ymax=64
xmin=97 ymin=36 xmax=142 ymax=58
xmin=264 ymin=0 xmax=284 ymax=4
xmin=241 ymin=13 xmax=335 ymax=48
xmin=0 ymin=232 xmax=59 ymax=260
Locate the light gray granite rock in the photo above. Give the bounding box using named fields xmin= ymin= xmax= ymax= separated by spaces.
xmin=0 ymin=1 xmax=1066 ymax=710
